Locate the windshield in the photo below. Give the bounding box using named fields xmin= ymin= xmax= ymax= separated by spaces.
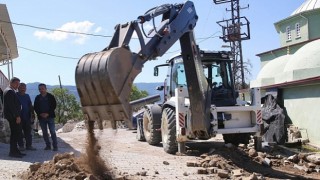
xmin=172 ymin=58 xmax=187 ymax=89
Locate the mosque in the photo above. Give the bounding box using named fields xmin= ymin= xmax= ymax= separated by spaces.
xmin=251 ymin=0 xmax=320 ymax=147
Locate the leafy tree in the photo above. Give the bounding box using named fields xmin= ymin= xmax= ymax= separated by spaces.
xmin=130 ymin=85 xmax=148 ymax=101
xmin=51 ymin=88 xmax=83 ymax=124
xmin=50 ymin=85 xmax=147 ymax=124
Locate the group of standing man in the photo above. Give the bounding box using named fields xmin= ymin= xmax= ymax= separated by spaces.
xmin=3 ymin=77 xmax=58 ymax=158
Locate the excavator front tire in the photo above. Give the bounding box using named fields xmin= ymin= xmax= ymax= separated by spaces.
xmin=143 ymin=106 xmax=162 ymax=145
xmin=161 ymin=107 xmax=178 ymax=154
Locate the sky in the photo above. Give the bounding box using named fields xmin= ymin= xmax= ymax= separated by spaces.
xmin=0 ymin=0 xmax=305 ymax=86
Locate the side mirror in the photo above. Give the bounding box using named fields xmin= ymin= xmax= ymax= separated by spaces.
xmin=156 ymin=86 xmax=164 ymax=91
xmin=154 ymin=67 xmax=159 ymax=76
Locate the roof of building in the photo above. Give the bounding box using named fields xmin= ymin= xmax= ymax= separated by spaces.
xmin=284 ymin=39 xmax=320 ymax=72
xmin=256 ymin=55 xmax=291 ymax=79
xmin=291 ymin=0 xmax=320 ymax=16
xmin=252 ymin=39 xmax=320 ymax=88
xmin=0 ymin=4 xmax=18 ymax=62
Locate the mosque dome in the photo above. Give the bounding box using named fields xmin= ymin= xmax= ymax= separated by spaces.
xmin=291 ymin=0 xmax=320 ymax=16
xmin=257 ymin=55 xmax=291 ymax=79
xmin=284 ymin=39 xmax=320 ymax=72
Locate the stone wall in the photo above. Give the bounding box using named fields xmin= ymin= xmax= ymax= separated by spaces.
xmin=0 ymin=116 xmax=10 ymax=143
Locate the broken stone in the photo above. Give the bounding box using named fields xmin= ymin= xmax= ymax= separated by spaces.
xmin=283 ymin=160 xmax=291 ymax=166
xmin=200 ymin=159 xmax=208 ymax=164
xmin=306 ymin=154 xmax=320 ymax=165
xmin=217 ymin=161 xmax=227 ymax=170
xmin=298 ymin=153 xmax=307 ymax=160
xmin=262 ymin=158 xmax=271 ymax=167
xmin=248 ymin=149 xmax=257 ymax=157
xmin=294 ymin=164 xmax=309 ymax=172
xmin=200 ymin=153 xmax=208 ymax=159
xmin=257 ymin=152 xmax=266 ymax=158
xmin=242 ymin=173 xmax=258 ymax=180
xmin=29 ymin=162 xmax=42 ymax=172
xmin=53 ymin=152 xmax=75 ymax=163
xmin=140 ymin=171 xmax=147 ymax=176
xmin=201 ymin=162 xmax=209 ymax=168
xmin=306 ymin=162 xmax=316 ymax=169
xmin=186 ymin=161 xmax=197 ymax=167
xmin=67 ymin=163 xmax=80 ymax=172
xmin=163 ymin=161 xmax=169 ymax=165
xmin=208 ymin=159 xmax=218 ymax=167
xmin=238 ymin=144 xmax=246 ymax=148
xmin=204 ymin=156 xmax=211 ymax=161
xmin=183 ymin=172 xmax=188 ymax=176
xmin=231 ymin=169 xmax=243 ymax=177
xmin=217 ymin=169 xmax=229 ymax=178
xmin=197 ymin=168 xmax=208 ymax=174
xmin=207 ymin=167 xmax=217 ymax=174
xmin=288 ymin=154 xmax=299 ymax=163
xmin=154 ymin=171 xmax=159 ymax=174
xmin=55 ymin=162 xmax=67 ymax=170
xmin=253 ymin=156 xmax=262 ymax=163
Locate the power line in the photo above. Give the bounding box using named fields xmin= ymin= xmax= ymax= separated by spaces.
xmin=8 ymin=20 xmax=220 ymax=59
xmin=18 ymin=30 xmax=221 ymax=59
xmin=2 ymin=19 xmax=220 ymax=40
xmin=0 ymin=20 xmax=112 ymax=38
xmin=18 ymin=46 xmax=79 ymax=60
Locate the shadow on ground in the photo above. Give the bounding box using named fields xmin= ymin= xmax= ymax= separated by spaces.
xmin=0 ymin=135 xmax=81 ymax=163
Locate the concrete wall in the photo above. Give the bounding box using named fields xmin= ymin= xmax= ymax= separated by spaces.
xmin=276 ymin=16 xmax=309 ymax=47
xmin=283 ymin=84 xmax=320 ymax=146
xmin=308 ymin=9 xmax=320 ymax=40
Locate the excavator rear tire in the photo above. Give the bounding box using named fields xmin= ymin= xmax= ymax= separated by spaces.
xmin=143 ymin=107 xmax=162 ymax=145
xmin=161 ymin=107 xmax=178 ymax=154
xmin=223 ymin=133 xmax=251 ymax=146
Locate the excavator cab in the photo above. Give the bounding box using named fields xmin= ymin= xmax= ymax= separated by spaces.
xmin=155 ymin=50 xmax=237 ymax=107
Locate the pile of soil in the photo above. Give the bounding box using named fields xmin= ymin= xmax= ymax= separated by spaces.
xmin=21 ymin=121 xmax=114 ymax=180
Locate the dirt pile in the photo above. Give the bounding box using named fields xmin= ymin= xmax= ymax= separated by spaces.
xmin=21 ymin=121 xmax=114 ymax=180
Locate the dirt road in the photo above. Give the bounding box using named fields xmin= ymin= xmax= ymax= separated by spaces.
xmin=0 ymin=127 xmax=319 ymax=179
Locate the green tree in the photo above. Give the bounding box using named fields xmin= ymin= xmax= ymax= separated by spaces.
xmin=51 ymin=88 xmax=83 ymax=124
xmin=130 ymin=85 xmax=148 ymax=101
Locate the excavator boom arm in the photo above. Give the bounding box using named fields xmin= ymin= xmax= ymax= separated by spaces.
xmin=75 ymin=1 xmax=209 ymax=131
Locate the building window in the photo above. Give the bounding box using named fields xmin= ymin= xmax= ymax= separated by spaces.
xmin=295 ymin=23 xmax=301 ymax=38
xmin=286 ymin=26 xmax=291 ymax=41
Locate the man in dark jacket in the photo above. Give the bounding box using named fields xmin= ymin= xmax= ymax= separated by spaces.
xmin=34 ymin=83 xmax=58 ymax=151
xmin=17 ymin=83 xmax=36 ymax=151
xmin=3 ymin=77 xmax=26 ymax=158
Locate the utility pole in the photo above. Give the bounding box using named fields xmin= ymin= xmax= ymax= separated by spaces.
xmin=58 ymin=75 xmax=66 ymax=123
xmin=213 ymin=0 xmax=250 ymax=90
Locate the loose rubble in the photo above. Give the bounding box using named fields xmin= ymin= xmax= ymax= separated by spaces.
xmin=185 ymin=141 xmax=320 ymax=180
xmin=3 ymin=120 xmax=319 ymax=180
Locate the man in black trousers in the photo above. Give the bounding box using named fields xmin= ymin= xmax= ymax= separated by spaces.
xmin=3 ymin=77 xmax=26 ymax=158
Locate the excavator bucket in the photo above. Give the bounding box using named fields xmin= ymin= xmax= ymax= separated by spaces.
xmin=75 ymin=47 xmax=141 ymax=129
